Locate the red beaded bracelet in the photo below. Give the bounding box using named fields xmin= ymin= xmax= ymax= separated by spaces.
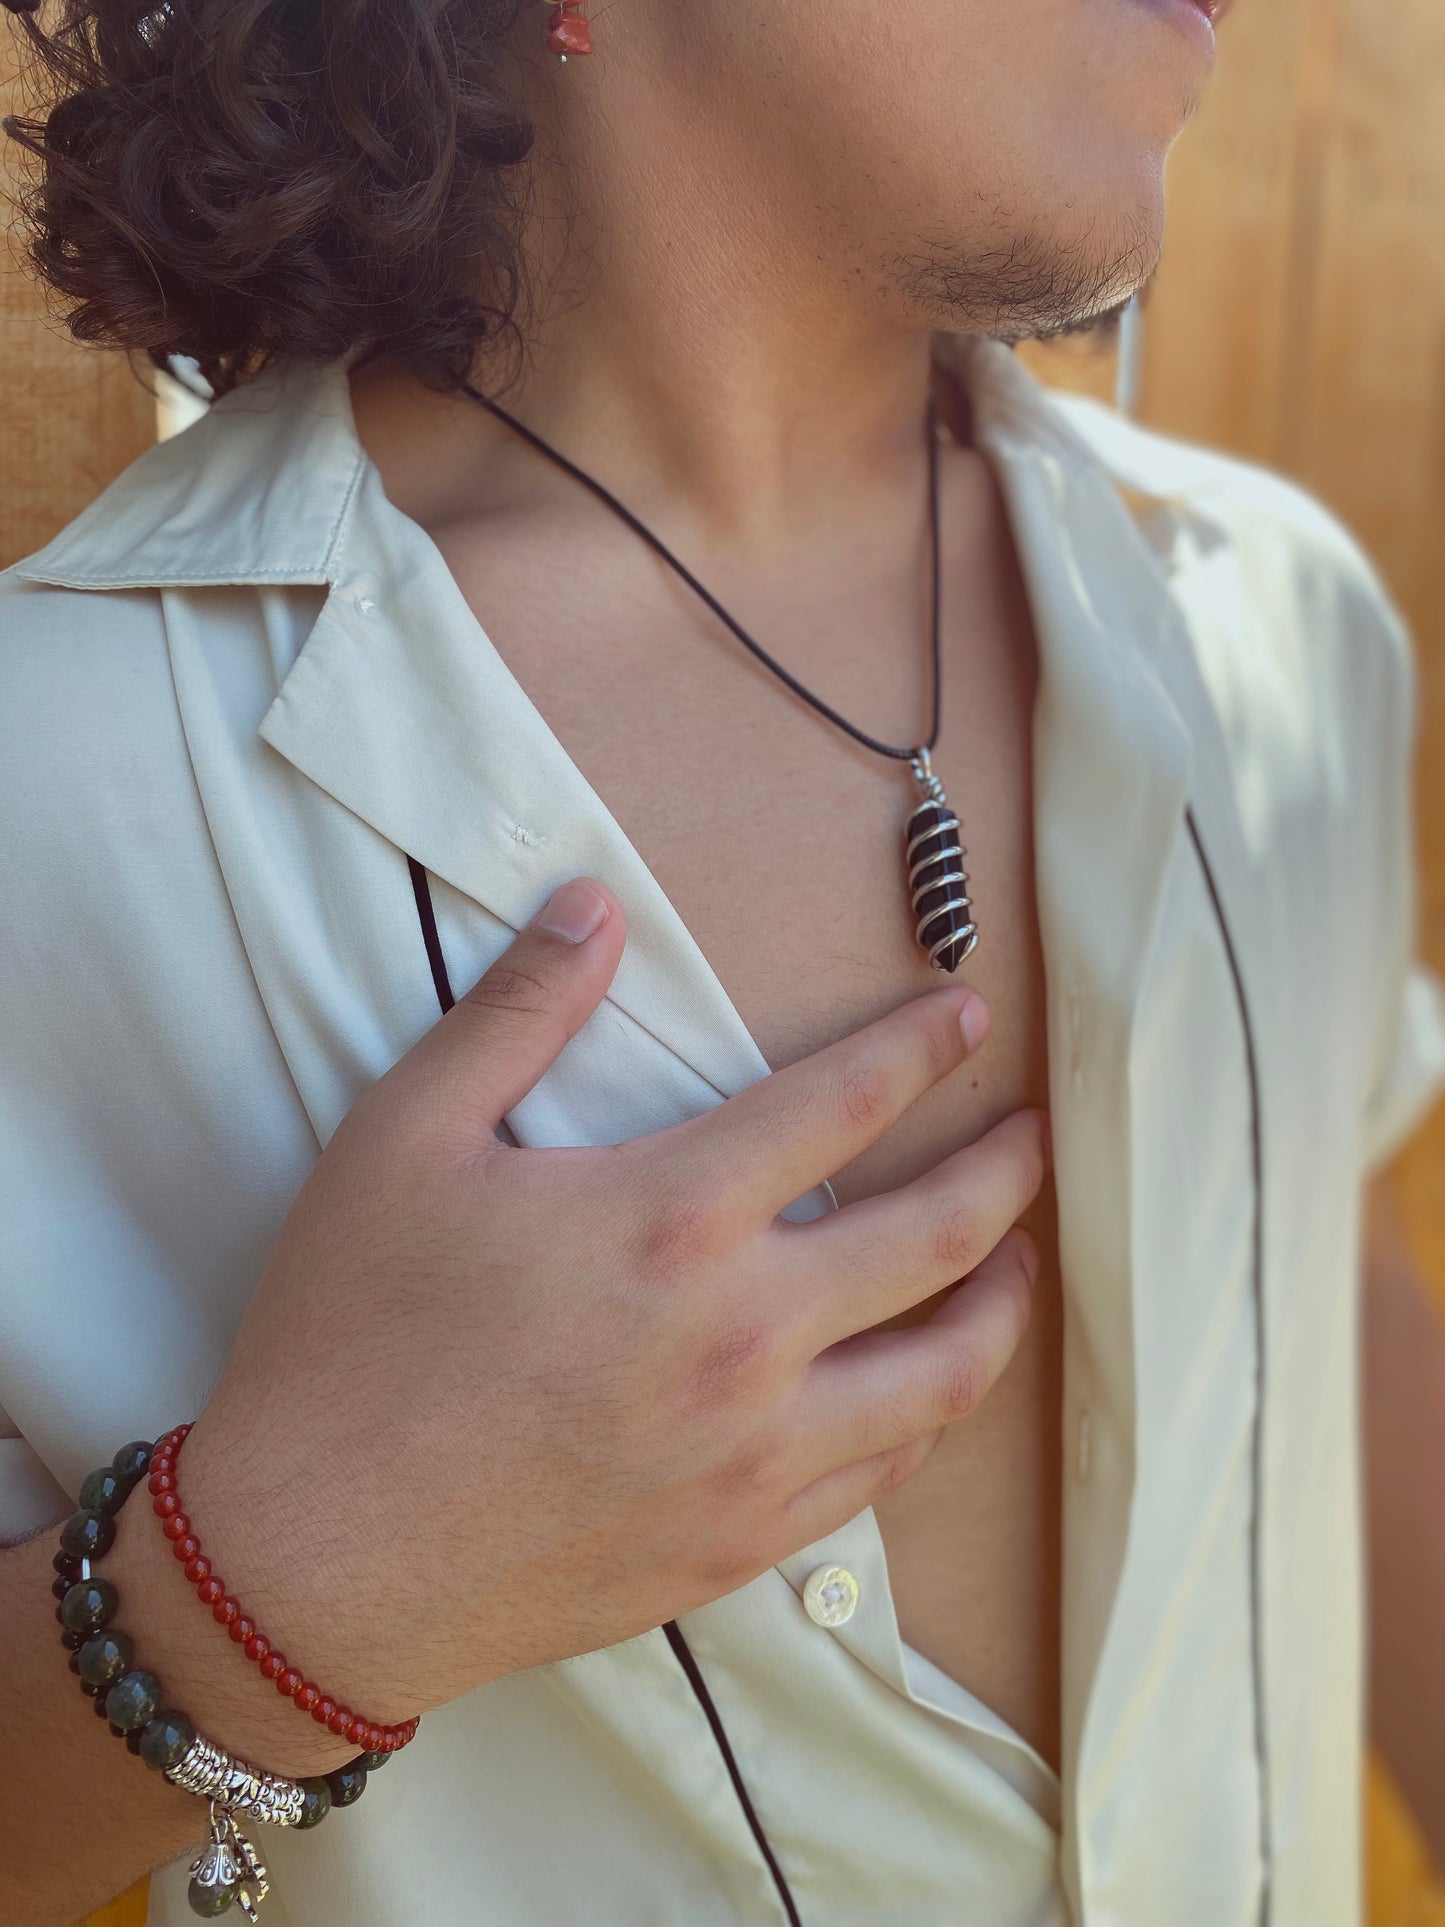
xmin=150 ymin=1423 xmax=419 ymax=1756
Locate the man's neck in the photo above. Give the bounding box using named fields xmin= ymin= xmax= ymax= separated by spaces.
xmin=349 ymin=41 xmax=959 ymax=570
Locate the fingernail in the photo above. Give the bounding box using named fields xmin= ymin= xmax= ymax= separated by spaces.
xmin=959 ymin=993 xmax=991 ymax=1053
xmin=532 ymin=879 xmax=610 ymax=944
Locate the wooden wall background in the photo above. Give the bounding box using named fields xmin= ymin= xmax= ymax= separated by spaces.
xmin=4 ymin=0 xmax=1443 ymax=1921
xmin=1023 ymin=0 xmax=1445 ymax=1298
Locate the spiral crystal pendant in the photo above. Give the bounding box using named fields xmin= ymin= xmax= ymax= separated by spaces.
xmin=905 ymin=748 xmax=978 ymax=972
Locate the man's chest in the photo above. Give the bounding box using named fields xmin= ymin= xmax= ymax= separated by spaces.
xmin=434 ymin=454 xmax=1066 ymax=1765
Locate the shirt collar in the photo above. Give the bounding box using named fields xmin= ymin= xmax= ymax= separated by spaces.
xmin=10 ymin=352 xmax=367 ymax=591
xmin=12 ymin=334 xmax=1169 ymax=593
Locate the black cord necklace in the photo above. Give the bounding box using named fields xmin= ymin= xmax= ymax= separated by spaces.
xmin=456 ymin=375 xmax=978 ymax=972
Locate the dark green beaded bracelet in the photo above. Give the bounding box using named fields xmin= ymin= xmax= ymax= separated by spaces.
xmin=78 ymin=1465 xmax=124 ymax=1513
xmin=325 ymin=1761 xmax=368 ymax=1808
xmin=60 ymin=1576 xmax=117 ymax=1634
xmin=77 ymin=1628 xmax=134 ymax=1687
xmin=295 ymin=1778 xmax=332 ymax=1830
xmin=53 ymin=1434 xmax=408 ymax=1918
xmin=58 ymin=1508 xmax=116 ymax=1562
xmin=107 ymin=1668 xmax=163 ymax=1733
xmin=139 ymin=1707 xmax=197 ymax=1770
xmin=110 ymin=1440 xmax=153 ymax=1487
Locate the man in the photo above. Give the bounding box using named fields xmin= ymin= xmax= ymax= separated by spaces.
xmin=2 ymin=0 xmax=1443 ymax=1919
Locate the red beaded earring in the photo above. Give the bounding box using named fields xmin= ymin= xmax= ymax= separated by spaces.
xmin=546 ymin=0 xmax=593 ymax=59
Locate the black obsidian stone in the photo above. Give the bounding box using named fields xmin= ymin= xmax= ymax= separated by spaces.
xmin=296 ymin=1778 xmax=333 ymax=1830
xmin=67 ymin=1651 xmax=82 ymax=1674
xmin=52 ymin=1550 xmax=80 ymax=1578
xmin=92 ymin=1689 xmax=111 ymax=1717
xmin=51 ymin=1575 xmax=71 ymax=1600
xmin=78 ymin=1467 xmax=124 ymax=1514
xmin=139 ymin=1709 xmax=196 ymax=1771
xmin=359 ymin=1750 xmax=390 ymax=1772
xmin=124 ymin=1731 xmax=144 ymax=1756
xmin=907 ymin=803 xmax=950 ymax=845
xmin=904 ymin=799 xmax=972 ymax=973
xmin=77 ymin=1629 xmax=134 ymax=1688
xmin=930 ymin=926 xmax=973 ymax=973
xmin=61 ymin=1577 xmax=118 ymax=1634
xmin=325 ymin=1762 xmax=368 ymax=1808
xmin=59 ymin=1509 xmax=116 ymax=1563
xmin=60 ymin=1630 xmax=84 ymax=1652
xmin=106 ymin=1669 xmax=162 ymax=1733
xmin=111 ymin=1441 xmax=153 ymax=1486
xmin=915 ymin=891 xmax=971 ymax=953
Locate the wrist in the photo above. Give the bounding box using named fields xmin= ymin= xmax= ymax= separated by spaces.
xmin=49 ymin=1431 xmax=410 ymax=1922
xmin=107 ymin=1438 xmax=368 ymax=1779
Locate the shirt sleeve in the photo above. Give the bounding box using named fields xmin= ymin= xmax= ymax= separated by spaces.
xmin=1361 ymin=962 xmax=1445 ymax=1176
xmin=1353 ymin=558 xmax=1445 ymax=1176
xmin=0 ymin=1414 xmax=71 ymax=1543
xmin=0 ymin=566 xmax=320 ymax=1519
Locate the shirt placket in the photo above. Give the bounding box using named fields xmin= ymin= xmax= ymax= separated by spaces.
xmin=970 ymin=387 xmax=1195 ymax=1924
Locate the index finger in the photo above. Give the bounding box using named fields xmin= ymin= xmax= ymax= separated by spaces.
xmin=670 ymin=983 xmax=990 ymax=1222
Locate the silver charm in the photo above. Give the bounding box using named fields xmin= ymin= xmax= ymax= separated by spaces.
xmin=186 ymin=1803 xmax=270 ymax=1919
xmin=168 ymin=1727 xmax=306 ymax=1918
xmin=187 ymin=1809 xmax=242 ymax=1915
xmin=227 ymin=1812 xmax=270 ymax=1923
xmin=905 ymin=748 xmax=977 ymax=972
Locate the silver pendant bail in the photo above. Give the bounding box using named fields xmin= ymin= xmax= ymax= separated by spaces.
xmin=909 ymin=745 xmax=946 ymax=803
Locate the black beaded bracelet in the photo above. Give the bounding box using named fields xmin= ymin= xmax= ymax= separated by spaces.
xmin=54 ymin=1437 xmax=392 ymax=1918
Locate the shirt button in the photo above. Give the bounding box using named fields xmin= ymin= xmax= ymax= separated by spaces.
xmin=803 ymin=1564 xmax=860 ymax=1627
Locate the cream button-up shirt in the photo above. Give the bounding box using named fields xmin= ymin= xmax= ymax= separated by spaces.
xmin=3 ymin=334 xmax=1444 ymax=1927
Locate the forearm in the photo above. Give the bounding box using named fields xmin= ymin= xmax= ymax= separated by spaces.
xmin=1 ymin=1468 xmax=352 ymax=1926
xmin=1364 ymin=1179 xmax=1445 ymax=1873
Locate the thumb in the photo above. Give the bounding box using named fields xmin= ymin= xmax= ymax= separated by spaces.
xmin=386 ymin=876 xmax=627 ymax=1143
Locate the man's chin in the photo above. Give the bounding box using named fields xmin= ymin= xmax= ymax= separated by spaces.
xmin=899 ymin=205 xmax=1163 ymax=348
xmin=999 ymin=281 xmax=1151 ymax=348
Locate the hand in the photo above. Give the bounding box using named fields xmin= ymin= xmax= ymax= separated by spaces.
xmin=165 ymin=877 xmax=1047 ymax=1769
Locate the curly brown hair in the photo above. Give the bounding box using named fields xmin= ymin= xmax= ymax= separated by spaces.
xmin=2 ymin=0 xmax=538 ymax=398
